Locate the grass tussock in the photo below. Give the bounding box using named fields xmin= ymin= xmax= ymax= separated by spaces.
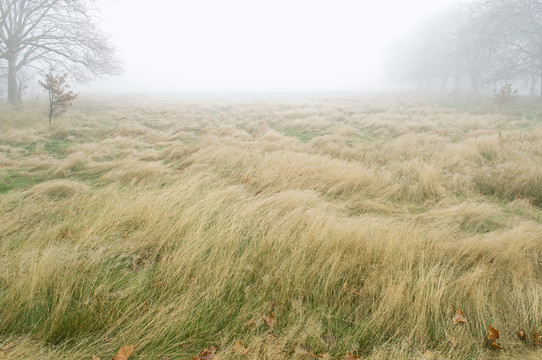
xmin=0 ymin=95 xmax=541 ymax=359
xmin=26 ymin=179 xmax=90 ymax=199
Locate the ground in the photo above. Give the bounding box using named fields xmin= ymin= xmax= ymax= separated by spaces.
xmin=0 ymin=94 xmax=541 ymax=359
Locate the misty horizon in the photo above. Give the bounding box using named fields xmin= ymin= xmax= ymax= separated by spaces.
xmin=83 ymin=0 xmax=458 ymax=94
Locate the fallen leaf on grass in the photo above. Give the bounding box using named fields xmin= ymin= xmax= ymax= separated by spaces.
xmin=343 ymin=353 xmax=360 ymax=359
xmin=453 ymin=310 xmax=467 ymax=324
xmin=0 ymin=342 xmax=16 ymax=352
xmin=262 ymin=312 xmax=277 ymax=328
xmin=192 ymin=346 xmax=217 ymax=360
xmin=112 ymin=345 xmax=134 ymax=360
xmin=517 ymin=330 xmax=527 ymax=341
xmin=534 ymin=331 xmax=540 ymax=347
xmin=488 ymin=325 xmax=500 ymax=341
xmin=232 ymin=341 xmax=248 ymax=355
xmin=488 ymin=325 xmax=502 ymax=350
xmin=490 ymin=342 xmax=503 ymax=350
xmin=315 ymin=353 xmax=331 ymax=360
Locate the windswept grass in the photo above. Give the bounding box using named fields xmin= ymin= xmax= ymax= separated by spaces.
xmin=0 ymin=95 xmax=541 ymax=359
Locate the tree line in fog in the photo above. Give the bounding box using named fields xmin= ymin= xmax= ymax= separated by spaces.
xmin=388 ymin=0 xmax=542 ymax=97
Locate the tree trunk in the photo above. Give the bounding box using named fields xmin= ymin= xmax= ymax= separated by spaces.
xmin=7 ymin=55 xmax=20 ymax=105
xmin=530 ymin=74 xmax=537 ymax=97
xmin=470 ymin=71 xmax=480 ymax=95
xmin=49 ymin=93 xmax=53 ymax=126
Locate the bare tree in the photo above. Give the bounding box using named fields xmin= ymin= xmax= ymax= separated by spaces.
xmin=480 ymin=0 xmax=542 ymax=97
xmin=385 ymin=10 xmax=461 ymax=92
xmin=386 ymin=3 xmax=496 ymax=95
xmin=0 ymin=0 xmax=12 ymax=96
xmin=387 ymin=0 xmax=542 ymax=96
xmin=0 ymin=0 xmax=121 ymax=105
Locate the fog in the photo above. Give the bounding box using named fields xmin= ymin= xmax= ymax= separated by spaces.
xmin=85 ymin=0 xmax=457 ymax=94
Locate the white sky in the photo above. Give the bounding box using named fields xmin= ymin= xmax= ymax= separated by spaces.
xmin=85 ymin=0 xmax=457 ymax=94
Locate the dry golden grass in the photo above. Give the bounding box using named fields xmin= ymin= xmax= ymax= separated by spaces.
xmin=0 ymin=95 xmax=541 ymax=359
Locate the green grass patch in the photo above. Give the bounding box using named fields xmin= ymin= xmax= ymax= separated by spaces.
xmin=10 ymin=139 xmax=71 ymax=159
xmin=0 ymin=170 xmax=42 ymax=193
xmin=282 ymin=129 xmax=321 ymax=143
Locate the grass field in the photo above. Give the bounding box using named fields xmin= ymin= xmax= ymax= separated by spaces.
xmin=0 ymin=94 xmax=541 ymax=359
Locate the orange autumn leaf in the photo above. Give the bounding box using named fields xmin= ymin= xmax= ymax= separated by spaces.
xmin=491 ymin=341 xmax=503 ymax=350
xmin=262 ymin=312 xmax=277 ymax=328
xmin=192 ymin=346 xmax=217 ymax=360
xmin=0 ymin=342 xmax=16 ymax=352
xmin=232 ymin=341 xmax=248 ymax=355
xmin=343 ymin=353 xmax=360 ymax=359
xmin=112 ymin=345 xmax=134 ymax=360
xmin=487 ymin=325 xmax=500 ymax=342
xmin=453 ymin=309 xmax=467 ymax=324
xmin=517 ymin=329 xmax=527 ymax=341
xmin=488 ymin=326 xmax=502 ymax=350
xmin=534 ymin=331 xmax=541 ymax=347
